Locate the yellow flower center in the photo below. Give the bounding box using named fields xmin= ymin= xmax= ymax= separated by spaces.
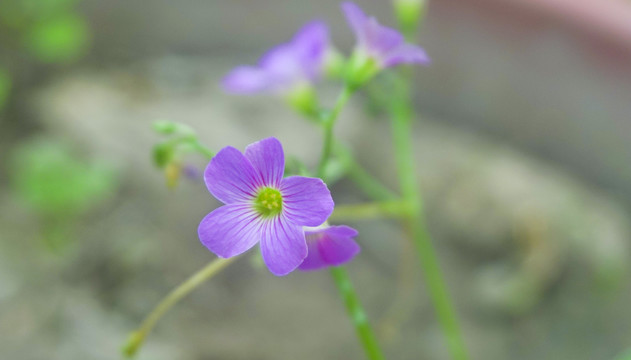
xmin=253 ymin=187 xmax=283 ymax=217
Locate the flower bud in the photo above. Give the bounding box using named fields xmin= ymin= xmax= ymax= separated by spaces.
xmin=394 ymin=0 xmax=426 ymax=35
xmin=285 ymin=84 xmax=320 ymax=119
xmin=345 ymin=51 xmax=380 ymax=90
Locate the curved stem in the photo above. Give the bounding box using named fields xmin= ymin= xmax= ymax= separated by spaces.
xmin=192 ymin=139 xmax=215 ymax=160
xmin=334 ymin=143 xmax=398 ymax=201
xmin=312 ymin=84 xmax=384 ymax=359
xmin=330 ymin=267 xmax=385 ymax=360
xmin=317 ymin=85 xmax=354 ymax=178
xmin=123 ymin=257 xmax=237 ymax=358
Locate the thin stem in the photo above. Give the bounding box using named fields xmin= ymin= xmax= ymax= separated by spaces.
xmin=312 ymin=84 xmax=385 ymax=359
xmin=123 ymin=257 xmax=237 ymax=358
xmin=192 ymin=139 xmax=215 ymax=160
xmin=335 ymin=144 xmax=398 ymax=201
xmin=330 ymin=201 xmax=409 ymax=222
xmin=330 ymin=267 xmax=385 ymax=360
xmin=317 ymin=85 xmax=354 ymax=178
xmin=390 ymin=73 xmax=468 ymax=360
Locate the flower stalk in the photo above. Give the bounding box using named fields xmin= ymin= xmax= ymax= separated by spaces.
xmin=330 ymin=266 xmax=385 ymax=360
xmin=315 ymin=84 xmax=385 ymax=360
xmin=389 ymin=68 xmax=469 ymax=360
xmin=123 ymin=257 xmax=237 ymax=358
xmin=317 ymin=84 xmax=355 ymax=178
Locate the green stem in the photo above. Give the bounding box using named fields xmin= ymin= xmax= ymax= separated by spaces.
xmin=335 ymin=144 xmax=398 ymax=201
xmin=390 ymin=73 xmax=468 ymax=360
xmin=330 ymin=267 xmax=385 ymax=360
xmin=191 ymin=139 xmax=215 ymax=160
xmin=317 ymin=85 xmax=354 ymax=178
xmin=122 ymin=257 xmax=237 ymax=358
xmin=313 ymin=85 xmax=384 ymax=359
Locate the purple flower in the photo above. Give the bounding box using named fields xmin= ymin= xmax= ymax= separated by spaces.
xmin=222 ymin=21 xmax=330 ymax=94
xmin=198 ymin=137 xmax=334 ymax=276
xmin=299 ymin=225 xmax=360 ymax=271
xmin=342 ymin=2 xmax=430 ymax=69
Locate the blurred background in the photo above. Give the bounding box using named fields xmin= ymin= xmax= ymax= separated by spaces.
xmin=1 ymin=0 xmax=631 ymax=359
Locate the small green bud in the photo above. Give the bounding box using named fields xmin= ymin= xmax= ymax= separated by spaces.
xmin=152 ymin=142 xmax=174 ymax=168
xmin=152 ymin=120 xmax=178 ymax=135
xmin=152 ymin=120 xmax=195 ymax=136
xmin=394 ymin=0 xmax=426 ymax=35
xmin=345 ymin=51 xmax=380 ymax=89
xmin=122 ymin=331 xmax=145 ymax=358
xmin=286 ymin=85 xmax=320 ymax=119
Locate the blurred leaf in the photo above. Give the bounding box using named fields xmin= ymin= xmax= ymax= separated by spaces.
xmin=0 ymin=68 xmax=11 ymax=110
xmin=11 ymin=139 xmax=117 ymax=216
xmin=152 ymin=142 xmax=175 ymax=169
xmin=21 ymin=0 xmax=80 ymax=16
xmin=0 ymin=0 xmax=80 ymax=30
xmin=615 ymin=349 xmax=631 ymax=360
xmin=23 ymin=12 xmax=89 ymax=63
xmin=153 ymin=120 xmax=194 ymax=136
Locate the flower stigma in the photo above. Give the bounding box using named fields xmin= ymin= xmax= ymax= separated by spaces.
xmin=253 ymin=187 xmax=283 ymax=217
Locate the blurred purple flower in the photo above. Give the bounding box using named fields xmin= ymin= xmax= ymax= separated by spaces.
xmin=182 ymin=164 xmax=200 ymax=181
xmin=342 ymin=1 xmax=430 ymax=68
xmin=198 ymin=137 xmax=334 ymax=276
xmin=222 ymin=21 xmax=331 ymax=94
xmin=299 ymin=225 xmax=360 ymax=271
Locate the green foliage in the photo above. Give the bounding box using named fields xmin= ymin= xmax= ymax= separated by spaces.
xmin=0 ymin=0 xmax=90 ymax=111
xmin=24 ymin=12 xmax=89 ymax=63
xmin=0 ymin=0 xmax=81 ymax=29
xmin=0 ymin=68 xmax=11 ymax=110
xmin=152 ymin=142 xmax=175 ymax=169
xmin=10 ymin=138 xmax=117 ymax=217
xmin=615 ymin=349 xmax=631 ymax=360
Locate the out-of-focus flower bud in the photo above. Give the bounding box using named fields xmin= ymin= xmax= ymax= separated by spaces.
xmin=394 ymin=0 xmax=426 ymax=35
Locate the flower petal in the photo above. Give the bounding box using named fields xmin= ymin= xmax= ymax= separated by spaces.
xmin=291 ymin=20 xmax=330 ymax=80
xmin=244 ymin=137 xmax=285 ymax=188
xmin=198 ymin=203 xmax=263 ymax=258
xmin=383 ymin=43 xmax=431 ymax=67
xmin=342 ymin=2 xmax=369 ymax=45
xmin=259 ymin=43 xmax=303 ymax=86
xmin=260 ymin=216 xmax=307 ymax=276
xmin=364 ymin=18 xmax=404 ymax=57
xmin=222 ymin=66 xmax=271 ymax=94
xmin=298 ymin=237 xmax=328 ymax=271
xmin=299 ymin=225 xmax=360 ymax=271
xmin=280 ymin=176 xmax=334 ymax=227
xmin=204 ymin=146 xmax=261 ymax=204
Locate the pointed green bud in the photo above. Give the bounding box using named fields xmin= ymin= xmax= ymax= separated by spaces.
xmin=153 ymin=120 xmax=195 ymax=136
xmin=394 ymin=0 xmax=426 ymax=35
xmin=286 ymin=84 xmax=320 ymax=119
xmin=152 ymin=142 xmax=175 ymax=168
xmin=122 ymin=331 xmax=145 ymax=358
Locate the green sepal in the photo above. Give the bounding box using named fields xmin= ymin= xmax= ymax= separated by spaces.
xmin=394 ymin=0 xmax=426 ymax=36
xmin=152 ymin=142 xmax=175 ymax=169
xmin=345 ymin=51 xmax=379 ymax=90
